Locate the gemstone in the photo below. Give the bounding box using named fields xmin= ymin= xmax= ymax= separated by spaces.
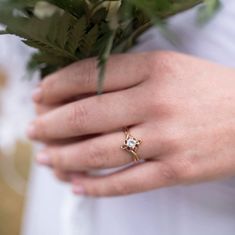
xmin=126 ymin=138 xmax=137 ymax=149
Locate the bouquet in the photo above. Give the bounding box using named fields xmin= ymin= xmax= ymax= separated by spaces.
xmin=0 ymin=0 xmax=220 ymax=93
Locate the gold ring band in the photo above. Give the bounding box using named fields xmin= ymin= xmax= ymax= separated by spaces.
xmin=121 ymin=127 xmax=142 ymax=162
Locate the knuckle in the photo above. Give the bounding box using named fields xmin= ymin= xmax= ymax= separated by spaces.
xmin=175 ymin=155 xmax=198 ymax=181
xmin=112 ymin=179 xmax=132 ymax=195
xmin=86 ymin=143 xmax=106 ymax=169
xmin=160 ymin=156 xmax=196 ymax=185
xmin=159 ymin=162 xmax=181 ymax=184
xmin=68 ymin=102 xmax=88 ymax=133
xmin=151 ymin=51 xmax=177 ymax=65
xmin=149 ymin=51 xmax=179 ymax=77
xmin=51 ymin=148 xmax=67 ymax=170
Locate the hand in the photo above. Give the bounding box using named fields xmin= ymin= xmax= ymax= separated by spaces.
xmin=28 ymin=51 xmax=235 ymax=197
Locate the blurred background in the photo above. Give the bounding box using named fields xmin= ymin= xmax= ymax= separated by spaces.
xmin=0 ymin=34 xmax=36 ymax=235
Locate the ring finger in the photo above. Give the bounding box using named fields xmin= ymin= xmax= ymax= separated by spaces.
xmin=36 ymin=125 xmax=165 ymax=172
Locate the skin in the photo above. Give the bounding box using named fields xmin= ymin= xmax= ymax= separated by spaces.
xmin=28 ymin=51 xmax=235 ymax=197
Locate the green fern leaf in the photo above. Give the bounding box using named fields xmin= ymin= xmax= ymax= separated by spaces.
xmin=56 ymin=13 xmax=75 ymax=49
xmin=79 ymin=24 xmax=98 ymax=57
xmin=66 ymin=16 xmax=87 ymax=54
xmin=31 ymin=52 xmax=72 ymax=66
xmin=0 ymin=10 xmax=79 ymax=61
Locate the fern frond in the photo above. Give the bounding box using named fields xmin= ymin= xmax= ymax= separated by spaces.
xmin=0 ymin=0 xmax=221 ymax=93
xmin=0 ymin=11 xmax=79 ymax=59
xmin=65 ymin=16 xmax=87 ymax=54
xmin=79 ymin=24 xmax=98 ymax=57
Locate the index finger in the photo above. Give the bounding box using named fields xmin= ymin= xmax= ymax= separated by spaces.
xmin=33 ymin=52 xmax=151 ymax=105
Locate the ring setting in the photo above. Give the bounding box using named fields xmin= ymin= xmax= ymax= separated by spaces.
xmin=121 ymin=127 xmax=142 ymax=162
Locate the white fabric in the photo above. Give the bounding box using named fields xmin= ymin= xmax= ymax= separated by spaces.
xmin=21 ymin=1 xmax=235 ymax=235
xmin=0 ymin=35 xmax=36 ymax=149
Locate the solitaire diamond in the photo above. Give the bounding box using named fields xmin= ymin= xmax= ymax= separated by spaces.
xmin=126 ymin=138 xmax=138 ymax=149
xmin=121 ymin=129 xmax=142 ymax=162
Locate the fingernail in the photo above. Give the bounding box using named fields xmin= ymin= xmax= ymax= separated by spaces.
xmin=72 ymin=185 xmax=86 ymax=195
xmin=36 ymin=152 xmax=51 ymax=165
xmin=27 ymin=123 xmax=37 ymax=139
xmin=32 ymin=86 xmax=42 ymax=103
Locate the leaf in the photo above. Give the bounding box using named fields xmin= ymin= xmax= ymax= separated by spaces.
xmin=0 ymin=0 xmax=220 ymax=88
xmin=79 ymin=24 xmax=98 ymax=57
xmin=56 ymin=13 xmax=73 ymax=48
xmin=66 ymin=16 xmax=87 ymax=54
xmin=33 ymin=52 xmax=71 ymax=65
xmin=198 ymin=0 xmax=221 ymax=24
xmin=0 ymin=10 xmax=79 ymax=61
xmin=49 ymin=0 xmax=85 ymax=19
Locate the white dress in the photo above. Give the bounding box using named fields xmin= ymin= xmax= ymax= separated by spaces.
xmin=22 ymin=1 xmax=235 ymax=235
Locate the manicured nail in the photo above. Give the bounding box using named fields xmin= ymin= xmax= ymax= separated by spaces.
xmin=36 ymin=152 xmax=51 ymax=165
xmin=27 ymin=123 xmax=37 ymax=139
xmin=72 ymin=185 xmax=86 ymax=195
xmin=32 ymin=86 xmax=42 ymax=103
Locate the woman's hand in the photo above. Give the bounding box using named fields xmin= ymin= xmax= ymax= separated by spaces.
xmin=28 ymin=51 xmax=235 ymax=197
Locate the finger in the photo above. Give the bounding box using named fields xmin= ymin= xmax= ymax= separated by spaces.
xmin=33 ymin=53 xmax=150 ymax=105
xmin=36 ymin=126 xmax=165 ymax=171
xmin=28 ymin=88 xmax=145 ymax=141
xmin=71 ymin=160 xmax=181 ymax=197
